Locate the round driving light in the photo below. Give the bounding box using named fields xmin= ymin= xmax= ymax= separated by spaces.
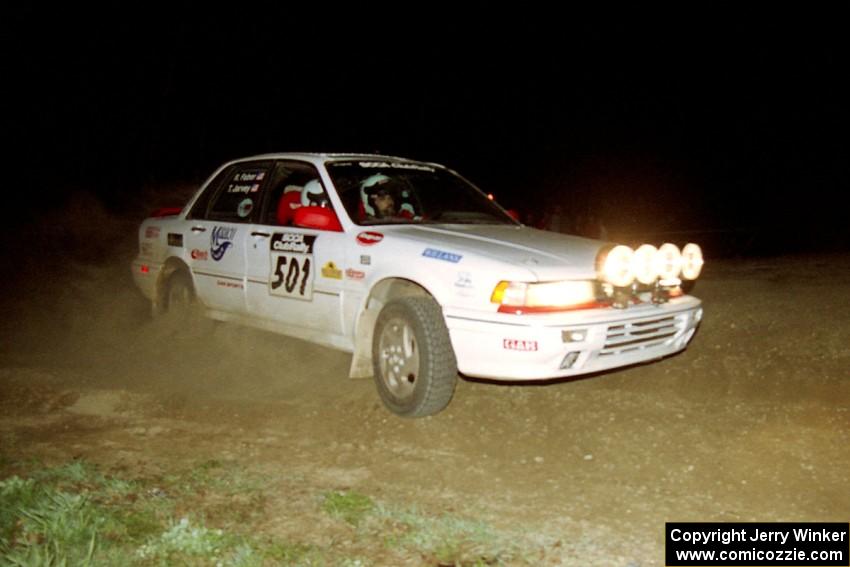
xmin=654 ymin=243 xmax=682 ymax=281
xmin=602 ymin=245 xmax=635 ymax=287
xmin=681 ymin=242 xmax=704 ymax=280
xmin=632 ymin=244 xmax=658 ymax=285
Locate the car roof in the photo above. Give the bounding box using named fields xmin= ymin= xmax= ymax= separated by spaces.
xmin=223 ymin=152 xmax=444 ymax=169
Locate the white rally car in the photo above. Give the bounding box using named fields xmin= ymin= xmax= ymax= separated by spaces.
xmin=132 ymin=153 xmax=704 ymax=417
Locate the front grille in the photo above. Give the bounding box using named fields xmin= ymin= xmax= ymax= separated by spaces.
xmin=598 ymin=314 xmax=685 ymax=356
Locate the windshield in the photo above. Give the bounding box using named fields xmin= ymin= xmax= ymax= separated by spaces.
xmin=326 ymin=160 xmax=517 ymax=226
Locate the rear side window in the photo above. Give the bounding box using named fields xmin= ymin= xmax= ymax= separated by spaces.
xmin=187 ymin=166 xmax=232 ymax=219
xmin=189 ymin=162 xmax=272 ymax=222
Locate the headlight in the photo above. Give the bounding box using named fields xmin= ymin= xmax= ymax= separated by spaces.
xmin=681 ymin=242 xmax=704 ymax=280
xmin=599 ymin=245 xmax=635 ymax=287
xmin=491 ymin=280 xmax=597 ymax=313
xmin=654 ymin=243 xmax=682 ymax=282
xmin=632 ymin=244 xmax=658 ymax=285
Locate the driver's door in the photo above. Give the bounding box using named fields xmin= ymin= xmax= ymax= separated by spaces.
xmin=244 ymin=161 xmax=345 ymax=336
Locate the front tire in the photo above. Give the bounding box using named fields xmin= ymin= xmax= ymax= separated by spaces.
xmin=372 ymin=296 xmax=458 ymax=417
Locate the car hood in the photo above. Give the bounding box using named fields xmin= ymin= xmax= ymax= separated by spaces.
xmin=382 ymin=224 xmax=605 ymax=280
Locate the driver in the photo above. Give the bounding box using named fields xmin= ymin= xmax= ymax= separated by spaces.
xmin=360 ymin=173 xmax=415 ymax=220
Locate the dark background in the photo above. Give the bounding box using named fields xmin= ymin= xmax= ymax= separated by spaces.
xmin=3 ymin=8 xmax=848 ymax=257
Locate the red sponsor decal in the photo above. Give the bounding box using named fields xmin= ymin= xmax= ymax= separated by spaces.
xmin=503 ymin=339 xmax=538 ymax=352
xmin=191 ymin=249 xmax=209 ymax=260
xmin=144 ymin=226 xmax=160 ymax=239
xmin=345 ymin=268 xmax=365 ymax=280
xmin=356 ymin=231 xmax=384 ymax=245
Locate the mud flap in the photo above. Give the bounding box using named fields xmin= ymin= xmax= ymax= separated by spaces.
xmin=348 ymin=308 xmax=377 ymax=379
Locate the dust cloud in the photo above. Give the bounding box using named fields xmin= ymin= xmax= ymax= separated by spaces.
xmin=1 ymin=190 xmax=352 ymax=403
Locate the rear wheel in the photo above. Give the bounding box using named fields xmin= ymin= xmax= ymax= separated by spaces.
xmin=159 ymin=270 xmax=197 ymax=324
xmin=372 ymin=296 xmax=457 ymax=417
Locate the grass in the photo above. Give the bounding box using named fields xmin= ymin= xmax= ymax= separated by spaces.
xmin=0 ymin=457 xmax=541 ymax=566
xmin=321 ymin=491 xmax=375 ymax=526
xmin=0 ymin=459 xmax=292 ymax=566
xmin=377 ymin=507 xmax=506 ymax=565
xmin=319 ymin=490 xmax=524 ymax=565
xmin=1 ymin=473 xmax=100 ymax=566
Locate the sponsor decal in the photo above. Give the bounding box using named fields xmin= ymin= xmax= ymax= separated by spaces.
xmin=321 ymin=261 xmax=343 ymax=279
xmin=211 ymin=226 xmax=237 ymax=261
xmin=454 ymin=271 xmax=474 ymax=297
xmin=422 ymin=248 xmax=462 ymax=263
xmin=144 ymin=226 xmax=160 ymax=239
xmin=357 ymin=161 xmax=435 ymax=172
xmin=356 ymin=231 xmax=384 ymax=246
xmin=345 ymin=268 xmax=365 ymax=280
xmin=503 ymin=339 xmax=538 ymax=352
xmin=360 ymin=255 xmax=371 ymax=265
xmin=216 ymin=280 xmax=244 ymax=289
xmin=167 ymin=233 xmax=183 ymax=247
xmin=190 ymin=248 xmax=208 ymax=260
xmin=237 ymin=198 xmax=253 ymax=218
xmin=455 ymin=271 xmax=473 ymax=288
xmin=271 ymin=232 xmax=316 ymax=254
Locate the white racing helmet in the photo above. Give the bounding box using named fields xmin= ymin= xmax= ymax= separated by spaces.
xmin=301 ymin=179 xmax=329 ymax=207
xmin=360 ymin=173 xmax=392 ymax=217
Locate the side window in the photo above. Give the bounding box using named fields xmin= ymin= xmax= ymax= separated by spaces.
xmin=193 ymin=162 xmax=272 ymax=222
xmin=187 ymin=166 xmax=233 ymax=220
xmin=261 ymin=161 xmax=335 ymax=227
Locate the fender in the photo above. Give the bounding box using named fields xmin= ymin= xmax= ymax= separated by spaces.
xmin=348 ymin=275 xmax=439 ymax=379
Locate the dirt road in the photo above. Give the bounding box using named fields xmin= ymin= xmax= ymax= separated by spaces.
xmin=1 ymin=203 xmax=848 ymax=564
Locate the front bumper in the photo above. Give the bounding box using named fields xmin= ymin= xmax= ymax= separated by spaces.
xmin=444 ymin=296 xmax=702 ymax=380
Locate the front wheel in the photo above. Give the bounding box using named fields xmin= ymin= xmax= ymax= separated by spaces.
xmin=372 ymin=296 xmax=458 ymax=417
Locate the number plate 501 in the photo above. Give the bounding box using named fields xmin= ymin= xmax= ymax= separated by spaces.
xmin=269 ymin=252 xmax=313 ymax=300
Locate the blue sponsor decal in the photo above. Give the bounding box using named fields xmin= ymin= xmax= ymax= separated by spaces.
xmin=211 ymin=226 xmax=237 ymax=261
xmin=422 ymin=248 xmax=462 ymax=263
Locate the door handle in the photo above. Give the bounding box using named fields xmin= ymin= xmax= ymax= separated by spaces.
xmin=191 ymin=226 xmax=207 ymax=233
xmin=251 ymin=231 xmax=271 ymax=237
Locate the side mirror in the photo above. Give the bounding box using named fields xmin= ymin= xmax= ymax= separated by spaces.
xmin=293 ymin=206 xmax=343 ymax=232
xmin=506 ymin=209 xmax=520 ymax=221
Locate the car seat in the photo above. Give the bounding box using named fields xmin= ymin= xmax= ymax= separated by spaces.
xmin=276 ymin=185 xmax=303 ymax=225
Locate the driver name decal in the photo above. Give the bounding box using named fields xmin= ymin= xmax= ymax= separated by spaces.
xmin=210 ymin=226 xmax=237 ymax=261
xmin=269 ymin=232 xmax=317 ymax=300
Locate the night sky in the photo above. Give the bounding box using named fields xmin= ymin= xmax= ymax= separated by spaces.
xmin=4 ymin=9 xmax=848 ymax=256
